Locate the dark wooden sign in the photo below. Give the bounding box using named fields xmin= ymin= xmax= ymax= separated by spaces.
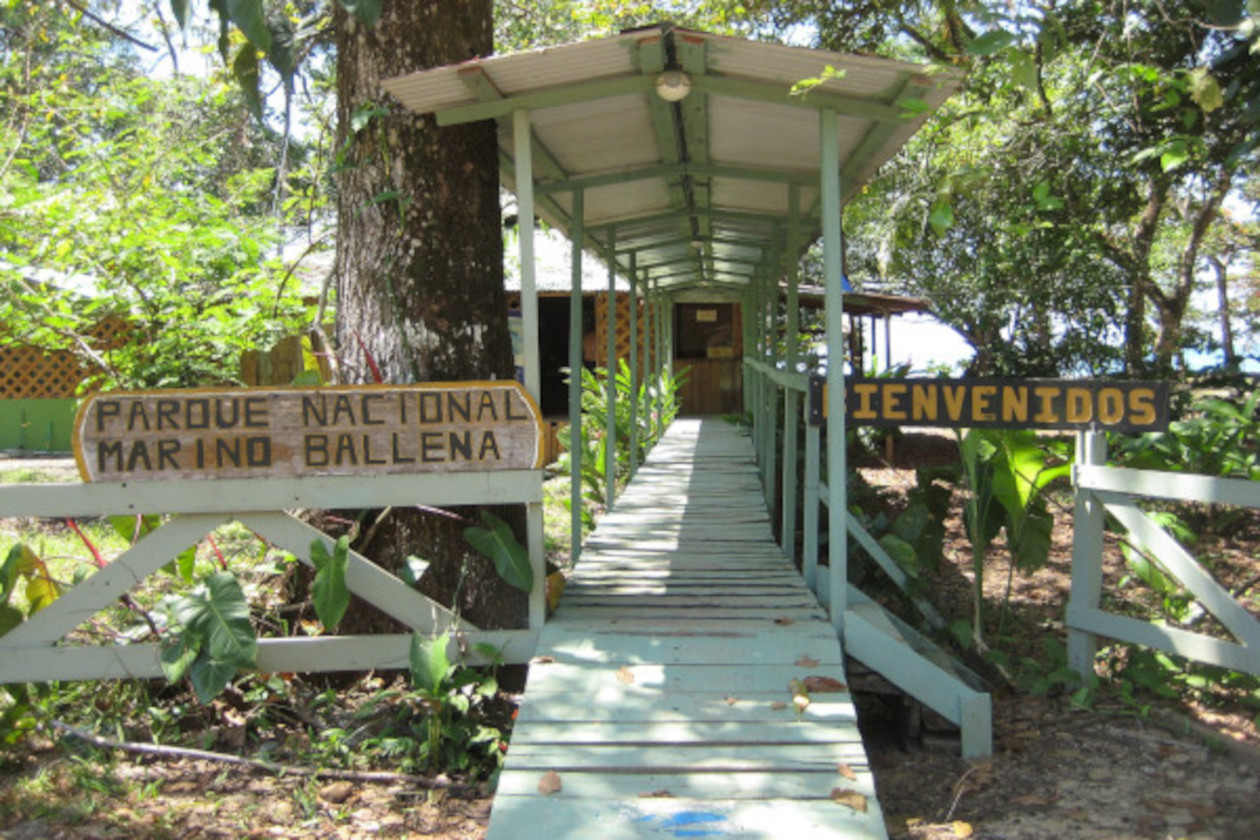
xmin=74 ymin=382 xmax=544 ymax=482
xmin=807 ymin=377 xmax=1169 ymax=432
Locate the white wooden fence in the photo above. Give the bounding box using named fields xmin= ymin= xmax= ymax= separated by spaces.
xmin=0 ymin=472 xmax=546 ymax=683
xmin=1067 ymin=431 xmax=1260 ymax=678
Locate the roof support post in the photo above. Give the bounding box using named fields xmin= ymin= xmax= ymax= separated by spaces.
xmin=655 ymin=282 xmax=667 ymax=432
xmin=628 ymin=255 xmax=640 ymax=478
xmin=513 ymin=109 xmax=541 ymax=402
xmin=605 ymin=226 xmax=618 ymax=512
xmin=781 ymin=185 xmax=802 ymax=564
xmin=821 ymin=106 xmax=848 ymax=637
xmin=513 ymin=108 xmax=546 ymax=633
xmin=760 ymin=255 xmax=776 ymax=505
xmin=568 ymin=188 xmax=585 ymax=566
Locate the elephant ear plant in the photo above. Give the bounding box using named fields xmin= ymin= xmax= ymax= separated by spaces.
xmin=956 ymin=428 xmax=1070 ymax=652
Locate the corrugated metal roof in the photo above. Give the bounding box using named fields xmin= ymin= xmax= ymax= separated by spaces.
xmin=381 ymin=24 xmax=960 ymax=297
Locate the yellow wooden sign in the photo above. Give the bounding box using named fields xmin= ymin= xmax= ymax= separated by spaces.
xmin=808 ymin=377 xmax=1169 ymax=432
xmin=74 ymin=382 xmax=544 ymax=482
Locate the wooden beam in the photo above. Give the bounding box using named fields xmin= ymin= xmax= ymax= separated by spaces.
xmin=434 ymin=75 xmax=653 ymax=126
xmin=690 ymin=75 xmax=905 ymax=121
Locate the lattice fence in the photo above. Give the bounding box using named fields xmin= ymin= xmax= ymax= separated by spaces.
xmin=0 ymin=315 xmax=133 ymax=400
xmin=594 ymin=292 xmax=660 ymax=377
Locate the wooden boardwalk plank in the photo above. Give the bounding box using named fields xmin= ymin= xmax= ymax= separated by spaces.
xmin=486 ymin=418 xmax=886 ymax=839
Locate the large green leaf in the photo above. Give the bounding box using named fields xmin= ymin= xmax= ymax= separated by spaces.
xmin=1 ymin=544 xmax=20 ymax=607
xmin=169 ymin=0 xmax=192 ymax=28
xmin=311 ymin=536 xmax=350 ymax=631
xmin=227 ymin=0 xmax=271 ymax=51
xmin=233 ymin=44 xmax=263 ymax=120
xmin=170 ymin=571 xmax=257 ymax=668
xmin=16 ymin=545 xmax=61 ymax=614
xmin=0 ymin=605 xmax=24 ymax=638
xmin=464 ymin=511 xmax=533 ymax=593
xmin=409 ymin=631 xmax=452 ymax=696
xmin=189 ymin=656 xmax=239 ymax=704
xmin=159 ymin=630 xmax=200 ymax=683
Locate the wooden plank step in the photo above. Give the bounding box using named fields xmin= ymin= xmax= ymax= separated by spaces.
xmin=524 ymin=662 xmax=850 ymax=695
xmin=515 ymin=696 xmax=857 ymax=725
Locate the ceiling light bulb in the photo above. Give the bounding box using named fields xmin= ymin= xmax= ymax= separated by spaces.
xmin=655 ymin=70 xmax=691 ymax=102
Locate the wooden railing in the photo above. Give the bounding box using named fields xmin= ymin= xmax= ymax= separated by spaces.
xmin=0 ymin=472 xmax=546 ymax=684
xmin=1067 ymin=431 xmax=1260 ymax=678
xmin=742 ymin=356 xmax=992 ymax=757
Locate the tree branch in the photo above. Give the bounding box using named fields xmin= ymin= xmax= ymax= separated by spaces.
xmin=52 ymin=720 xmax=478 ymax=791
xmin=62 ymin=0 xmax=158 ymax=53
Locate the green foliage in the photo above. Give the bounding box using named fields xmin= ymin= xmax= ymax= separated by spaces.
xmin=464 ymin=511 xmax=533 ymax=593
xmin=310 ymin=536 xmax=351 ymax=630
xmin=408 ymin=632 xmax=503 ymax=774
xmin=160 ymin=571 xmax=257 ymax=703
xmin=1 ymin=543 xmax=64 ymax=635
xmin=558 ymin=361 xmax=686 ymax=508
xmin=1113 ymin=390 xmax=1260 ymax=482
xmin=956 ymin=429 xmax=1068 ymax=648
xmin=1 ymin=5 xmax=318 ymax=390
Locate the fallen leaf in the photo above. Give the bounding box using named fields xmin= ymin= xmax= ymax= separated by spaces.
xmin=1013 ymin=794 xmax=1051 ymax=807
xmin=774 ymin=616 xmax=795 ymax=626
xmin=837 ymin=764 xmax=857 ymax=781
xmin=770 ymin=701 xmax=787 ymax=711
xmin=532 ymin=655 xmax=555 ymax=664
xmin=795 ymin=655 xmax=820 ymax=667
xmin=319 ymin=781 xmax=355 ymax=804
xmin=724 ymin=696 xmax=739 ymax=705
xmin=639 ymin=790 xmax=675 ymax=798
xmin=830 ymin=788 xmax=867 ymax=812
xmin=952 ymin=821 xmax=974 ymax=838
xmin=793 ymin=694 xmax=811 ymax=713
xmin=615 ymin=666 xmax=635 ymax=685
xmin=537 ymin=771 xmax=562 ymax=795
xmin=804 ymin=676 xmax=847 ymax=693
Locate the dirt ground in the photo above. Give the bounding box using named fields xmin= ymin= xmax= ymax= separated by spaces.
xmin=2 ymin=441 xmax=1259 ymax=839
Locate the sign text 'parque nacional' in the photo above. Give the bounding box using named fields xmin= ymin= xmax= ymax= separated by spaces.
xmin=74 ymin=382 xmax=544 ymax=482
xmin=808 ymin=377 xmax=1169 ymax=432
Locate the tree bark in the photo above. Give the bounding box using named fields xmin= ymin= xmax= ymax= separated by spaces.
xmin=1211 ymin=256 xmax=1237 ymax=369
xmin=331 ymin=0 xmax=527 ymax=631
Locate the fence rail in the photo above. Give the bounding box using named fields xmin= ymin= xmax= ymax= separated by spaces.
xmin=1067 ymin=431 xmax=1260 ymax=678
xmin=0 ymin=472 xmax=546 ymax=685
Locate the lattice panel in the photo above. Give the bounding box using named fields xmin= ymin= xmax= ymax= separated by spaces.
xmin=0 ymin=344 xmax=86 ymax=400
xmin=594 ymin=292 xmax=660 ymax=377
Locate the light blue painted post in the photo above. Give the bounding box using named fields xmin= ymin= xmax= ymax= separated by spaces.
xmin=1067 ymin=430 xmax=1108 ymax=679
xmin=512 ymin=110 xmax=541 ymax=402
xmin=513 ymin=109 xmax=545 ymax=630
xmin=628 ymin=258 xmax=639 ymax=477
xmin=803 ymin=409 xmax=821 ymax=592
xmin=780 ymin=186 xmax=801 ymax=563
xmin=660 ymin=282 xmax=670 ymax=433
xmin=741 ymin=288 xmax=754 ymax=418
xmin=605 ymin=227 xmax=618 ymax=512
xmin=821 ymin=107 xmax=847 ymax=634
xmin=763 ymin=252 xmax=780 ymax=513
xmin=568 ymin=189 xmax=585 ymax=565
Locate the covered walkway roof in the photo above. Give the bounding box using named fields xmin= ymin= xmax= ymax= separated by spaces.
xmin=382 ymin=23 xmax=960 ymax=296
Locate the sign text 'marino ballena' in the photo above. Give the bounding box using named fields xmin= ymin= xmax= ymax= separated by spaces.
xmin=74 ymin=382 xmax=544 ymax=482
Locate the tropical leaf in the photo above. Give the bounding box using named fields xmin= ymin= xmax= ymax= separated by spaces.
xmin=16 ymin=545 xmax=61 ymax=614
xmin=189 ymin=656 xmax=239 ymax=704
xmin=409 ymin=631 xmax=452 ymax=696
xmin=159 ymin=630 xmax=200 ymax=683
xmin=169 ymin=571 xmax=257 ymax=668
xmin=227 ymin=0 xmax=271 ymax=51
xmin=464 ymin=511 xmax=533 ymax=593
xmin=311 ymin=536 xmax=350 ymax=630
xmin=233 ymin=44 xmax=263 ymax=120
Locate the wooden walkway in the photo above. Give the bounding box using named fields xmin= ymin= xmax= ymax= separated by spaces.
xmin=487 ymin=418 xmax=886 ymax=839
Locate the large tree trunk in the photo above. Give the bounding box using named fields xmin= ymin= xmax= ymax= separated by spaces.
xmin=331 ymin=1 xmax=527 ymax=630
